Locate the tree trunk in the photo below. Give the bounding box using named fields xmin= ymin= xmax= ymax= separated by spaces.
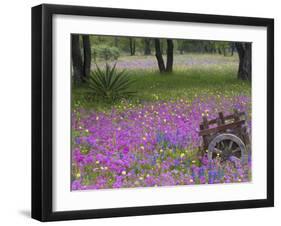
xmin=204 ymin=45 xmax=209 ymax=53
xmin=71 ymin=34 xmax=83 ymax=84
xmin=235 ymin=42 xmax=252 ymax=81
xmin=144 ymin=38 xmax=151 ymax=55
xmin=82 ymin=35 xmax=91 ymax=80
xmin=114 ymin=37 xmax=118 ymax=47
xmin=223 ymin=47 xmax=227 ymax=56
xmin=129 ymin=38 xmax=135 ymax=56
xmin=154 ymin=39 xmax=165 ymax=73
xmin=166 ymin=39 xmax=174 ymax=72
xmin=230 ymin=42 xmax=235 ymax=56
xmin=231 ymin=43 xmax=235 ymax=56
xmin=231 ymin=46 xmax=234 ymax=56
xmin=132 ymin=39 xmax=136 ymax=55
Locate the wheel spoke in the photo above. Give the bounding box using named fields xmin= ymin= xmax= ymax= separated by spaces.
xmin=208 ymin=134 xmax=246 ymax=162
xmin=229 ymin=140 xmax=233 ymax=150
xmin=214 ymin=148 xmax=223 ymax=153
xmin=232 ymin=147 xmax=240 ymax=153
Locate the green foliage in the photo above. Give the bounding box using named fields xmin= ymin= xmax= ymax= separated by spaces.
xmin=72 ymin=53 xmax=248 ymax=111
xmin=88 ymin=63 xmax=135 ymax=101
xmin=89 ymin=35 xmax=236 ymax=56
xmin=92 ymin=45 xmax=120 ymax=61
xmin=74 ymin=69 xmax=250 ymax=111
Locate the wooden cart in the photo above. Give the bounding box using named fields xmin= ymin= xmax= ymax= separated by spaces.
xmin=199 ymin=109 xmax=250 ymax=163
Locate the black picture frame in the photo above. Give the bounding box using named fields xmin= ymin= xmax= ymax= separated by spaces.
xmin=32 ymin=3 xmax=274 ymax=222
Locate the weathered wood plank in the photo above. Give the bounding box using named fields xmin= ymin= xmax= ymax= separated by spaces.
xmin=219 ymin=112 xmax=225 ymax=124
xmin=199 ymin=112 xmax=245 ymax=127
xmin=202 ymin=115 xmax=209 ymax=129
xmin=233 ymin=109 xmax=240 ymax=122
xmin=199 ymin=120 xmax=245 ymax=136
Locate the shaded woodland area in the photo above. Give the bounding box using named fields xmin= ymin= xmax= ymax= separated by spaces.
xmin=71 ymin=35 xmax=252 ymax=84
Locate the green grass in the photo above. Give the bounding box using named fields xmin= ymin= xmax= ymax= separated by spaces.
xmin=110 ymin=52 xmax=239 ymax=64
xmin=72 ymin=66 xmax=251 ymax=111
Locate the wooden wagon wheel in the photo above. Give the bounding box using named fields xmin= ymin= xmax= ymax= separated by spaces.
xmin=207 ymin=133 xmax=246 ymax=163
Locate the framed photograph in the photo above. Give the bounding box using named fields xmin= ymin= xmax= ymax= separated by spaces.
xmin=32 ymin=4 xmax=274 ymax=221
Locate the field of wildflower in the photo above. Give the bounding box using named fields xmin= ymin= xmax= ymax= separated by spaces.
xmin=71 ymin=54 xmax=251 ymax=190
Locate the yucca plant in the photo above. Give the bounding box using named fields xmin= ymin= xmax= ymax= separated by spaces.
xmin=88 ymin=63 xmax=135 ymax=101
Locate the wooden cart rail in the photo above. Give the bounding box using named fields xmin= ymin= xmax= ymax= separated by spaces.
xmin=203 ymin=111 xmax=245 ymax=126
xmin=199 ymin=120 xmax=245 ymax=136
xmin=198 ymin=109 xmax=250 ymax=156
